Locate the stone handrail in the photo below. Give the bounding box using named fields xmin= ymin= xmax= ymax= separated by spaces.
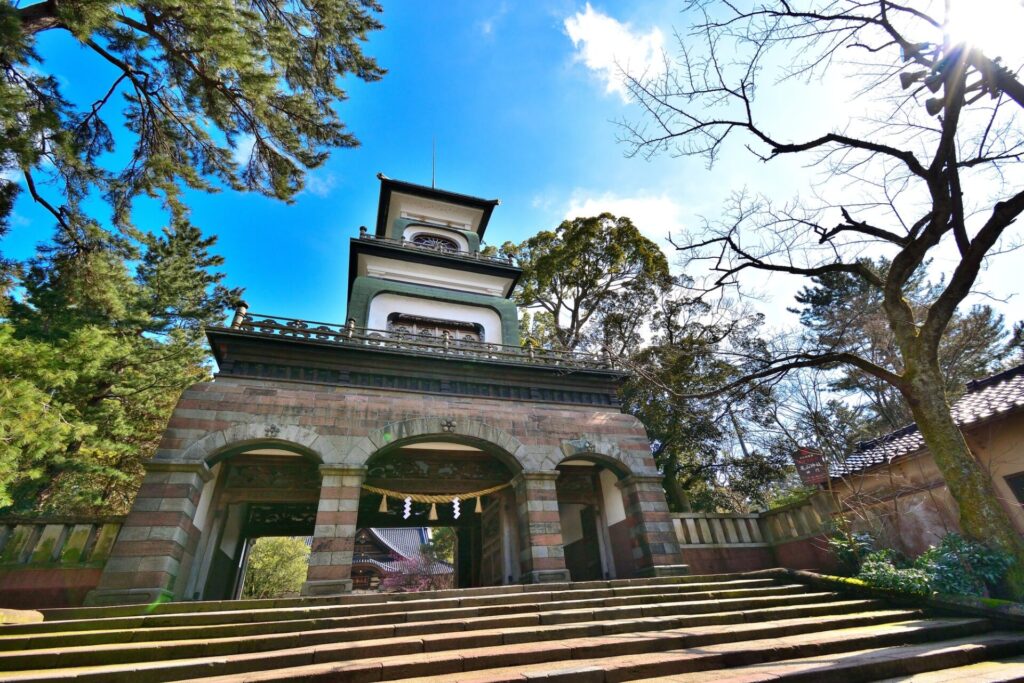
xmin=0 ymin=519 xmax=123 ymax=567
xmin=672 ymin=494 xmax=835 ymax=549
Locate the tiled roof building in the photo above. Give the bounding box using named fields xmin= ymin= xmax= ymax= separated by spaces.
xmin=832 ymin=363 xmax=1024 ymax=555
xmin=835 ymin=363 xmax=1024 ymax=476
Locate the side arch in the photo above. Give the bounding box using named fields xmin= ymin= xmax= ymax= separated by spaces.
xmin=176 ymin=422 xmax=340 ymax=466
xmin=548 ymin=437 xmax=640 ymax=477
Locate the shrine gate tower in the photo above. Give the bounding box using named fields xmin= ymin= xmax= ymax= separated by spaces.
xmin=86 ymin=176 xmax=684 ymax=605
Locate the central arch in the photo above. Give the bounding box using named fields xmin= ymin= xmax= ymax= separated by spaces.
xmin=347 ymin=417 xmax=529 ymax=470
xmin=351 ymin=421 xmax=525 ymax=588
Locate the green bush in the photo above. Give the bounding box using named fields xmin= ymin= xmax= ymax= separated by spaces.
xmin=913 ymin=533 xmax=1012 ymax=597
xmin=850 ymin=533 xmax=1013 ymax=599
xmin=857 ymin=550 xmax=931 ymax=596
xmin=827 ymin=530 xmax=876 ymax=574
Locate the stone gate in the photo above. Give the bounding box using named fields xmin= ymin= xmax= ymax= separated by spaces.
xmin=85 ymin=176 xmax=684 ymax=605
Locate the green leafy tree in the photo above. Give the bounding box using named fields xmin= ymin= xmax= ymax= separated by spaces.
xmin=0 ymin=0 xmax=383 ymax=234
xmin=622 ymin=294 xmax=789 ymax=512
xmin=793 ymin=259 xmax=1010 ymax=433
xmin=623 ymin=1 xmax=1024 ymax=595
xmin=1008 ymin=322 xmax=1024 ymax=366
xmin=502 ymin=214 xmax=671 ymax=353
xmin=1 ymin=223 xmax=238 ymax=514
xmin=241 ymin=537 xmax=310 ymax=600
xmin=426 ymin=527 xmax=456 ymax=565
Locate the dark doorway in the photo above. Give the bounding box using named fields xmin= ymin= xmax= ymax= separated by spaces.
xmin=357 ymin=441 xmax=519 ymax=587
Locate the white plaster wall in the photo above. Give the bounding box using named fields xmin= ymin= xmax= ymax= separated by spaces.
xmin=559 ymin=503 xmax=585 ymax=545
xmin=367 ymin=292 xmax=502 ymax=342
xmin=601 ymin=468 xmax=627 ymax=525
xmin=219 ymin=504 xmax=246 ymax=556
xmin=361 ymin=254 xmax=510 ymax=297
xmin=192 ymin=463 xmax=220 ymax=533
xmin=402 ymin=226 xmax=469 ymax=251
xmin=388 ymin=192 xmax=483 ymax=232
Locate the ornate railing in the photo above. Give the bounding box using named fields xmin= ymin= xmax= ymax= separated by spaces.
xmin=357 ymin=228 xmax=515 ymax=266
xmin=223 ymin=308 xmax=617 ymax=371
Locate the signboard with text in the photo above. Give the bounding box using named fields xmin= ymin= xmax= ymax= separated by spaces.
xmin=792 ymin=447 xmax=828 ymax=486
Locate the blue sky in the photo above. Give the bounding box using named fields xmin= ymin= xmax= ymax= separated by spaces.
xmin=5 ymin=1 xmax=1022 ymax=330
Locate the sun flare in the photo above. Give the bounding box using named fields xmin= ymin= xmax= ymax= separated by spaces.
xmin=945 ymin=0 xmax=1024 ymax=61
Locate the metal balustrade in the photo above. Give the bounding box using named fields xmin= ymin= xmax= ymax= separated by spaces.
xmin=356 ymin=230 xmax=515 ymax=266
xmin=220 ymin=310 xmax=617 ymax=371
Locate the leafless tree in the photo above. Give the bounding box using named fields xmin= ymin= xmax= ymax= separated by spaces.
xmin=622 ymin=1 xmax=1024 ymax=594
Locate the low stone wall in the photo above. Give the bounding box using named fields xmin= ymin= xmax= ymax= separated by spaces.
xmin=0 ymin=518 xmax=122 ymax=609
xmin=672 ymin=493 xmax=842 ymax=575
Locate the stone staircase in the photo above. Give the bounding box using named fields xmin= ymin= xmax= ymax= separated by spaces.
xmin=0 ymin=571 xmax=1022 ymax=682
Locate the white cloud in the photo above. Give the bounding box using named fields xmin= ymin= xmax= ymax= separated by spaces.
xmin=563 ymin=191 xmax=685 ymax=259
xmin=479 ymin=2 xmax=509 ymax=37
xmin=303 ymin=171 xmax=337 ymax=198
xmin=563 ymin=3 xmax=664 ymax=102
xmin=231 ymin=133 xmax=256 ymax=167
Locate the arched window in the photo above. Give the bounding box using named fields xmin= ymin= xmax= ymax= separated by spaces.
xmin=411 ymin=233 xmax=459 ymax=252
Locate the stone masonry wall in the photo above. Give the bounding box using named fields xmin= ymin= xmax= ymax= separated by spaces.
xmin=89 ymin=376 xmax=680 ymax=603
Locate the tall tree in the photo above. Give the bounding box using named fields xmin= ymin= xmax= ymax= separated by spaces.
xmin=502 ymin=213 xmax=671 ymax=352
xmin=1 ymin=1 xmax=383 ymax=234
xmin=623 ymin=1 xmax=1024 ymax=592
xmin=240 ymin=536 xmax=310 ymax=600
xmin=621 ymin=292 xmax=790 ymax=512
xmin=1 ymin=223 xmax=238 ymax=514
xmin=793 ymin=258 xmax=1009 ymax=432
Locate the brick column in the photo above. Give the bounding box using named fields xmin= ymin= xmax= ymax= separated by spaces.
xmin=618 ymin=474 xmax=687 ymax=577
xmin=85 ymin=461 xmax=212 ymax=606
xmin=513 ymin=470 xmax=571 ymax=583
xmin=302 ymin=465 xmax=364 ymax=596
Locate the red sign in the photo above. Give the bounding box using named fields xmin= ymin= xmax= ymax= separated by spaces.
xmin=792 ymin=447 xmax=828 ymax=485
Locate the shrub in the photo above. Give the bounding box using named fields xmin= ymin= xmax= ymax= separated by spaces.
xmin=378 ymin=550 xmax=453 ymax=593
xmin=914 ymin=533 xmax=1012 ymax=597
xmin=850 ymin=533 xmax=1014 ymax=599
xmin=857 ymin=550 xmax=931 ymax=597
xmin=827 ymin=530 xmax=876 ymax=574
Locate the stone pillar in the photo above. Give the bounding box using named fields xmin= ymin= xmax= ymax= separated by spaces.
xmin=302 ymin=465 xmax=364 ymax=596
xmin=85 ymin=461 xmax=212 ymax=606
xmin=618 ymin=474 xmax=687 ymax=577
xmin=513 ymin=470 xmax=571 ymax=583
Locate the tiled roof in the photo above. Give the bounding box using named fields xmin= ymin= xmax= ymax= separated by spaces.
xmin=369 ymin=527 xmax=430 ymax=561
xmin=833 ymin=363 xmax=1024 ymax=477
xmin=352 ymin=555 xmax=454 ymax=575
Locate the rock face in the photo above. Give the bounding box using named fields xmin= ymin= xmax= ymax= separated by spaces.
xmin=1 ymin=571 xmax=1022 ymax=681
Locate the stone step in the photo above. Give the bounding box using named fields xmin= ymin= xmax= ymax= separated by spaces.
xmin=873 ymin=654 xmax=1024 ymax=682
xmin=0 ymin=590 xmax=864 ymax=652
xmin=0 ymin=579 xmax=799 ymax=637
xmin=636 ymin=633 xmax=1024 ymax=682
xmin=374 ymin=618 xmax=1001 ymax=683
xmin=42 ymin=571 xmax=758 ymax=623
xmin=0 ymin=610 xmax=940 ymax=682
xmin=0 ymin=593 xmax=876 ymax=671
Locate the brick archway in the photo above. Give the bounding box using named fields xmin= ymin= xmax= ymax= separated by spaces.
xmin=177 ymin=423 xmax=341 ymax=465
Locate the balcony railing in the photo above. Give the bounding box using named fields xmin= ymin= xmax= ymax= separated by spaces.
xmin=222 ymin=309 xmax=617 ymax=371
xmin=357 ymin=229 xmax=515 ymax=267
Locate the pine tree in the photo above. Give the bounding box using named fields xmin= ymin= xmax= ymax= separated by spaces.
xmin=1 ymin=222 xmax=238 ymax=515
xmin=0 ymin=1 xmax=384 ymax=235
